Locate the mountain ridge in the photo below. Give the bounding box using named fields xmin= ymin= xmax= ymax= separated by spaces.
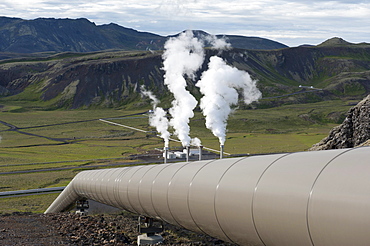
xmin=1 ymin=43 xmax=370 ymax=110
xmin=0 ymin=16 xmax=288 ymax=55
xmin=1 ymin=16 xmax=370 ymax=110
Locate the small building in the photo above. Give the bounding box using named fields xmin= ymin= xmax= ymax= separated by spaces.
xmin=183 ymin=148 xmax=200 ymax=156
xmin=163 ymin=152 xmax=176 ymax=159
xmin=174 ymin=152 xmax=186 ymax=158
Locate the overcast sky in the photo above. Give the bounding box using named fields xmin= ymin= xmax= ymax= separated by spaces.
xmin=1 ymin=0 xmax=370 ymax=47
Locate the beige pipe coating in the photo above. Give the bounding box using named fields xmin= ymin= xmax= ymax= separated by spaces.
xmin=45 ymin=147 xmax=370 ymax=246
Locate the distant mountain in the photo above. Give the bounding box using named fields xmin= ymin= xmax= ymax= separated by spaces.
xmin=189 ymin=30 xmax=288 ymax=50
xmin=318 ymin=37 xmax=353 ymax=47
xmin=1 ymin=38 xmax=370 ymax=109
xmin=0 ymin=17 xmax=165 ymax=53
xmin=0 ymin=17 xmax=287 ymax=55
xmin=317 ymin=37 xmax=370 ymax=47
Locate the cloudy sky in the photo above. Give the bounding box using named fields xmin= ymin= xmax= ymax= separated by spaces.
xmin=1 ymin=0 xmax=370 ymax=47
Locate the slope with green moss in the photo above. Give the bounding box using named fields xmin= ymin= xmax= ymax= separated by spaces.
xmin=1 ymin=38 xmax=370 ymax=109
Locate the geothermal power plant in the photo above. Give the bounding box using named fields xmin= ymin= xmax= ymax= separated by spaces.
xmin=45 ymin=146 xmax=370 ymax=246
xmin=43 ymin=32 xmax=370 ymax=246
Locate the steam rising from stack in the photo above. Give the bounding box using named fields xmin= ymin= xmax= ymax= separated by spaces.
xmin=162 ymin=30 xmax=204 ymax=148
xmin=142 ymin=30 xmax=261 ymax=161
xmin=196 ymin=56 xmax=262 ymax=145
xmin=140 ymin=85 xmax=170 ymax=147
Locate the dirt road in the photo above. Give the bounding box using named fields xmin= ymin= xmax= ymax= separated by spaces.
xmin=0 ymin=212 xmax=235 ymax=245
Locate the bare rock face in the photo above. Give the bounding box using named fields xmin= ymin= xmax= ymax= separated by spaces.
xmin=310 ymin=94 xmax=370 ymax=150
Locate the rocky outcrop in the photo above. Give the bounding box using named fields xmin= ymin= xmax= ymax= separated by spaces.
xmin=2 ymin=43 xmax=370 ymax=109
xmin=310 ymin=95 xmax=370 ymax=150
xmin=0 ymin=51 xmax=167 ymax=108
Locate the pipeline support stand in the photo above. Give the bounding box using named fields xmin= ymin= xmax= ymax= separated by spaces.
xmin=137 ymin=216 xmax=164 ymax=245
xmin=75 ymin=199 xmax=89 ymax=216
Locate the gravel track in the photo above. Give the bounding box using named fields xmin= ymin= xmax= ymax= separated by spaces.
xmin=0 ymin=212 xmax=236 ymax=245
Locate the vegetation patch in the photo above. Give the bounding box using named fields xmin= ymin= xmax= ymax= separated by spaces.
xmin=0 ymin=99 xmax=359 ymax=213
xmin=0 ymin=194 xmax=60 ymax=214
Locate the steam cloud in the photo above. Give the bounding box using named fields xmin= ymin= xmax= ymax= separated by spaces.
xmin=150 ymin=107 xmax=171 ymax=147
xmin=162 ymin=30 xmax=204 ymax=147
xmin=191 ymin=137 xmax=202 ymax=147
xmin=140 ymin=86 xmax=170 ymax=147
xmin=140 ymin=85 xmax=159 ymax=108
xmin=196 ymin=56 xmax=262 ymax=145
xmin=204 ymin=34 xmax=231 ymax=50
xmin=143 ymin=30 xmax=261 ymax=150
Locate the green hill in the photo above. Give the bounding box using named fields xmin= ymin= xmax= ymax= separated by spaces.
xmin=0 ymin=38 xmax=370 ymax=109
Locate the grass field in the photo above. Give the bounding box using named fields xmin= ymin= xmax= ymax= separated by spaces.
xmin=0 ymin=99 xmax=356 ymax=213
xmin=0 ymin=194 xmax=60 ymax=214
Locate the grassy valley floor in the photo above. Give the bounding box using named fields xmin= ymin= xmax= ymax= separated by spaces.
xmin=0 ymin=99 xmax=357 ymax=213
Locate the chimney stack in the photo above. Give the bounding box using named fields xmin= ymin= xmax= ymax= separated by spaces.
xmin=220 ymin=145 xmax=224 ymax=159
xmin=164 ymin=146 xmax=169 ymax=164
xmin=186 ymin=146 xmax=190 ymax=162
xmin=199 ymin=145 xmax=203 ymax=161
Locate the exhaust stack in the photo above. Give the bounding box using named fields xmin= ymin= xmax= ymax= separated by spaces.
xmin=220 ymin=145 xmax=224 ymax=159
xmin=163 ymin=146 xmax=169 ymax=164
xmin=198 ymin=145 xmax=203 ymax=161
xmin=185 ymin=145 xmax=190 ymax=162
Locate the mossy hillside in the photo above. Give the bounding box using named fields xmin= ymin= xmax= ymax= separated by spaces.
xmin=2 ymin=42 xmax=370 ymax=110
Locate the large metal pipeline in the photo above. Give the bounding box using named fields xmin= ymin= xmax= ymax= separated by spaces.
xmin=45 ymin=147 xmax=370 ymax=246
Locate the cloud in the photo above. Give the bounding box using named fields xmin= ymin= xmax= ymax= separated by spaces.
xmin=1 ymin=0 xmax=370 ymax=46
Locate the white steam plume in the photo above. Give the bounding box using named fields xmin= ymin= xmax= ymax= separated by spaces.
xmin=162 ymin=30 xmax=204 ymax=147
xmin=196 ymin=56 xmax=262 ymax=145
xmin=150 ymin=107 xmax=171 ymax=147
xmin=140 ymin=86 xmax=170 ymax=147
xmin=204 ymin=34 xmax=231 ymax=50
xmin=191 ymin=137 xmax=202 ymax=147
xmin=140 ymin=85 xmax=159 ymax=107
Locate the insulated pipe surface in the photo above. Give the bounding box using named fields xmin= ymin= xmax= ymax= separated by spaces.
xmin=45 ymin=147 xmax=370 ymax=246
